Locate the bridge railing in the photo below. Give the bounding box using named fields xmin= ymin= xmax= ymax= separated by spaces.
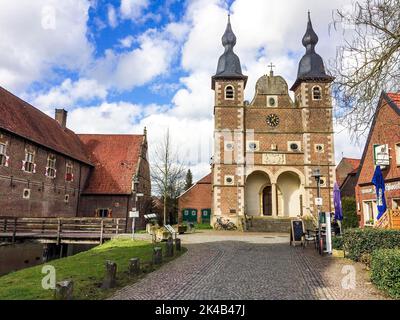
xmin=0 ymin=217 xmax=126 ymax=243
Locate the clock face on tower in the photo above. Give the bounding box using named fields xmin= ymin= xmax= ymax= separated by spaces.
xmin=266 ymin=114 xmax=280 ymax=127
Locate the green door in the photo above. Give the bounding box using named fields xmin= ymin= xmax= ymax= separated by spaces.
xmin=201 ymin=209 xmax=211 ymax=223
xmin=183 ymin=209 xmax=197 ymax=223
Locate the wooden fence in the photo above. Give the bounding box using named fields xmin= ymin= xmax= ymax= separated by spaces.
xmin=0 ymin=217 xmax=126 ymax=244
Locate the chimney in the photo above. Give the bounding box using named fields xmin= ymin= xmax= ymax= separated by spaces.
xmin=55 ymin=109 xmax=68 ymax=128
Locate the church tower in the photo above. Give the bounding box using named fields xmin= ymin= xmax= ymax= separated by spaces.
xmin=212 ymin=15 xmax=247 ymax=220
xmin=290 ymin=12 xmax=335 ymax=215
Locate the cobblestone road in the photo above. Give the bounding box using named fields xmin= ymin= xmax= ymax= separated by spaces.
xmin=111 ymin=231 xmax=389 ymax=300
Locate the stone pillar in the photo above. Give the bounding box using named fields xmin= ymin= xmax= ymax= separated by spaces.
xmin=128 ymin=258 xmax=140 ymax=276
xmin=54 ymin=280 xmax=73 ymax=300
xmin=101 ymin=261 xmax=117 ymax=289
xmin=153 ymin=247 xmax=163 ymax=265
xmin=272 ymin=183 xmax=278 ymax=217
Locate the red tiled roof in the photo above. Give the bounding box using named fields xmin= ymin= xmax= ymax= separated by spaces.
xmin=197 ymin=173 xmax=211 ymax=184
xmin=78 ymin=134 xmax=144 ymax=194
xmin=0 ymin=87 xmax=91 ymax=164
xmin=342 ymin=158 xmax=360 ymax=170
xmin=387 ymin=93 xmax=400 ymax=108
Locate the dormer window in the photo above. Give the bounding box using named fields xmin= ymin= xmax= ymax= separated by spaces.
xmin=46 ymin=154 xmax=56 ymax=178
xmin=225 ymin=85 xmax=234 ymax=100
xmin=0 ymin=143 xmax=9 ymax=167
xmin=312 ymin=86 xmax=322 ymax=100
xmin=22 ymin=150 xmax=36 ymax=173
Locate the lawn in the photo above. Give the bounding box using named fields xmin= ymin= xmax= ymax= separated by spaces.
xmin=0 ymin=238 xmax=184 ymax=300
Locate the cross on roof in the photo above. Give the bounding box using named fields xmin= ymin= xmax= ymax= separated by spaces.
xmin=268 ymin=63 xmax=275 ymax=74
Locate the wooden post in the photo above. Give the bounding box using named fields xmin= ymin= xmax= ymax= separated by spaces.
xmin=54 ymin=280 xmax=74 ymax=300
xmin=153 ymin=247 xmax=162 ymax=265
xmin=166 ymin=237 xmax=174 ymax=257
xmin=175 ymin=238 xmax=182 ymax=251
xmin=12 ymin=217 xmax=17 ymax=243
xmin=116 ymin=219 xmax=120 ymax=235
xmin=128 ymin=258 xmax=140 ymax=276
xmin=41 ymin=219 xmax=45 ymax=234
xmin=57 ymin=219 xmax=61 ymax=245
xmin=101 ymin=261 xmax=117 ymax=289
xmin=100 ymin=219 xmax=104 ymax=244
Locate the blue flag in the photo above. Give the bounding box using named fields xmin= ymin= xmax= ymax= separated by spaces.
xmin=372 ymin=165 xmax=387 ymax=220
xmin=333 ymin=183 xmax=343 ymax=221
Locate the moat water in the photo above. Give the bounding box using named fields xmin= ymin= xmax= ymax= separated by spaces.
xmin=0 ymin=242 xmax=95 ymax=276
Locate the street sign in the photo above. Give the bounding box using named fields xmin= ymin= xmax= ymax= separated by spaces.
xmin=136 ymin=193 xmax=144 ymax=197
xmin=315 ymin=197 xmax=323 ymax=206
xmin=129 ymin=211 xmax=139 ymax=218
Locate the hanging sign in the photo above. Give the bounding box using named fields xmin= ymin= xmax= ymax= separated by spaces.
xmin=374 ymin=144 xmax=390 ymax=166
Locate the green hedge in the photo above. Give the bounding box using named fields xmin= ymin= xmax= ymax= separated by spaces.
xmin=343 ymin=228 xmax=400 ymax=261
xmin=332 ymin=236 xmax=343 ymax=250
xmin=371 ymin=249 xmax=400 ymax=299
xmin=341 ymin=197 xmax=359 ymax=229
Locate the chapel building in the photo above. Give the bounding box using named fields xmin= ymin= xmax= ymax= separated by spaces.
xmin=211 ymin=14 xmax=336 ymax=225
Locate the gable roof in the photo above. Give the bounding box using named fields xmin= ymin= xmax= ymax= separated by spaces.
xmin=356 ymin=91 xmax=400 ymax=186
xmin=78 ymin=134 xmax=144 ymax=195
xmin=0 ymin=86 xmax=91 ymax=165
xmin=342 ymin=158 xmax=361 ymax=171
xmin=178 ymin=173 xmax=212 ymax=198
xmin=336 ymin=157 xmax=361 ymax=187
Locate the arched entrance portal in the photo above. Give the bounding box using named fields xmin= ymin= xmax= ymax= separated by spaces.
xmin=276 ymin=171 xmax=302 ymax=217
xmin=245 ymin=171 xmax=272 ymax=216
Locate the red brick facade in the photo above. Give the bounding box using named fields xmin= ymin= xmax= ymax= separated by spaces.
xmin=178 ymin=174 xmax=212 ymax=224
xmin=355 ymin=92 xmax=400 ymax=226
xmin=336 ymin=158 xmax=360 ymax=198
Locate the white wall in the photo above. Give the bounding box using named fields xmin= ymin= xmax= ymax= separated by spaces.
xmin=277 ymin=172 xmax=301 ymax=217
xmin=245 ymin=172 xmax=270 ymax=216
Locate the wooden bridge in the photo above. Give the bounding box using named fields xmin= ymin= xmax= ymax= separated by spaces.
xmin=0 ymin=217 xmax=126 ymax=244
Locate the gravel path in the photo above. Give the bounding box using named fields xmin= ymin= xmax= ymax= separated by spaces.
xmin=111 ymin=231 xmax=389 ymax=300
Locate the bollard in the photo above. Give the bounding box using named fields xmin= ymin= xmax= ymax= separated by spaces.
xmin=54 ymin=280 xmax=73 ymax=300
xmin=101 ymin=260 xmax=117 ymax=289
xmin=166 ymin=237 xmax=174 ymax=257
xmin=175 ymin=238 xmax=182 ymax=252
xmin=153 ymin=247 xmax=163 ymax=265
xmin=128 ymin=258 xmax=140 ymax=276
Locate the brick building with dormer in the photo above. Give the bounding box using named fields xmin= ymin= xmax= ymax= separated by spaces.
xmin=0 ymin=87 xmax=151 ymax=229
xmin=211 ymin=14 xmax=336 ymax=225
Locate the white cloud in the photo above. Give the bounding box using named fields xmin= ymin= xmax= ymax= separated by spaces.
xmin=120 ymin=0 xmax=150 ymax=21
xmin=107 ymin=4 xmax=118 ymax=28
xmin=0 ymin=0 xmax=93 ymax=92
xmin=119 ymin=35 xmax=135 ymax=48
xmin=29 ymin=78 xmax=108 ymax=113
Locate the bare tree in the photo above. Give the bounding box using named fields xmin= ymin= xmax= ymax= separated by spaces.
xmin=151 ymin=129 xmax=186 ymax=225
xmin=330 ymin=0 xmax=400 ymax=139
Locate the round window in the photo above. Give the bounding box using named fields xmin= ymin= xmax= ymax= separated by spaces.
xmin=319 ymin=179 xmax=325 ymax=186
xmin=249 ymin=142 xmax=257 ymax=151
xmin=23 ymin=190 xmax=29 ymax=197
xmin=226 ymin=177 xmax=233 ymax=183
xmin=316 ymin=145 xmax=323 ymax=152
xmin=226 ymin=143 xmax=234 ymax=150
xmin=290 ymin=143 xmax=299 ymax=151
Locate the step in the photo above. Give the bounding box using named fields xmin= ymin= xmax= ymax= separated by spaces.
xmin=245 ymin=217 xmax=293 ymax=233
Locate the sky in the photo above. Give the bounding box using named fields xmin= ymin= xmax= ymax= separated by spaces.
xmin=0 ymin=0 xmax=367 ymax=181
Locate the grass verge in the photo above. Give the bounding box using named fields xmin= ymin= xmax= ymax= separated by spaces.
xmin=0 ymin=238 xmax=185 ymax=300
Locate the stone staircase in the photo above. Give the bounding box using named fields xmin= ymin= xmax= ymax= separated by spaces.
xmin=244 ymin=216 xmax=293 ymax=233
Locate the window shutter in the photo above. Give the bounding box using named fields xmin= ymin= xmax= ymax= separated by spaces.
xmin=5 ymin=156 xmax=9 ymax=167
xmin=21 ymin=160 xmax=26 ymax=171
xmin=45 ymin=167 xmax=48 ymax=176
xmin=33 ymin=163 xmax=37 ymax=173
xmin=54 ymin=169 xmax=57 ymax=178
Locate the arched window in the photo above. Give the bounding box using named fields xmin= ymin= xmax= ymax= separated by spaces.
xmin=225 ymin=85 xmax=234 ymax=100
xmin=312 ymin=86 xmax=322 ymax=100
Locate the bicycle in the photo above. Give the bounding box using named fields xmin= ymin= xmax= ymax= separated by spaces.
xmin=214 ymin=217 xmax=237 ymax=231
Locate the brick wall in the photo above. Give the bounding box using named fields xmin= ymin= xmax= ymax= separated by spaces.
xmin=178 ymin=182 xmax=212 ymax=224
xmin=0 ymin=130 xmax=91 ymax=217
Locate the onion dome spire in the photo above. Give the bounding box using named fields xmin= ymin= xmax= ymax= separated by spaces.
xmin=290 ymin=12 xmax=334 ymax=91
xmin=212 ymin=15 xmax=247 ymax=89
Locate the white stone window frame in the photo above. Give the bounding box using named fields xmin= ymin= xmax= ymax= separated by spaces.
xmin=267 ymin=95 xmax=278 ymax=107
xmin=224 ymin=175 xmax=235 ymax=186
xmin=45 ymin=154 xmax=57 ymax=179
xmin=247 ymin=140 xmax=260 ymax=152
xmin=312 ymin=86 xmax=322 ymax=101
xmin=22 ymin=150 xmax=36 ymax=173
xmin=287 ymin=141 xmax=301 ymax=152
xmin=22 ymin=188 xmax=31 ymax=200
xmin=0 ymin=142 xmax=9 ymax=167
xmin=318 ymin=176 xmax=327 ymax=188
xmin=395 ymin=142 xmax=400 ymax=166
xmin=314 ymin=144 xmax=325 ymax=153
xmin=224 ymin=85 xmax=235 ymax=100
xmin=64 ymin=194 xmax=70 ymax=203
xmin=224 ymin=141 xmax=235 ymax=151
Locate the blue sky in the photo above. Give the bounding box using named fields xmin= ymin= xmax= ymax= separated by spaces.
xmin=0 ymin=0 xmax=366 ymax=180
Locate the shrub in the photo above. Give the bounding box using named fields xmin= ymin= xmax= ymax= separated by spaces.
xmin=341 ymin=197 xmax=359 ymax=229
xmin=332 ymin=235 xmax=344 ymax=250
xmin=371 ymin=249 xmax=400 ymax=299
xmin=342 ymin=228 xmax=400 ymax=261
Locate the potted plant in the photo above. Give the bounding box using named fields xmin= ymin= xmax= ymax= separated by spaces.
xmin=177 ymin=224 xmax=187 ymax=234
